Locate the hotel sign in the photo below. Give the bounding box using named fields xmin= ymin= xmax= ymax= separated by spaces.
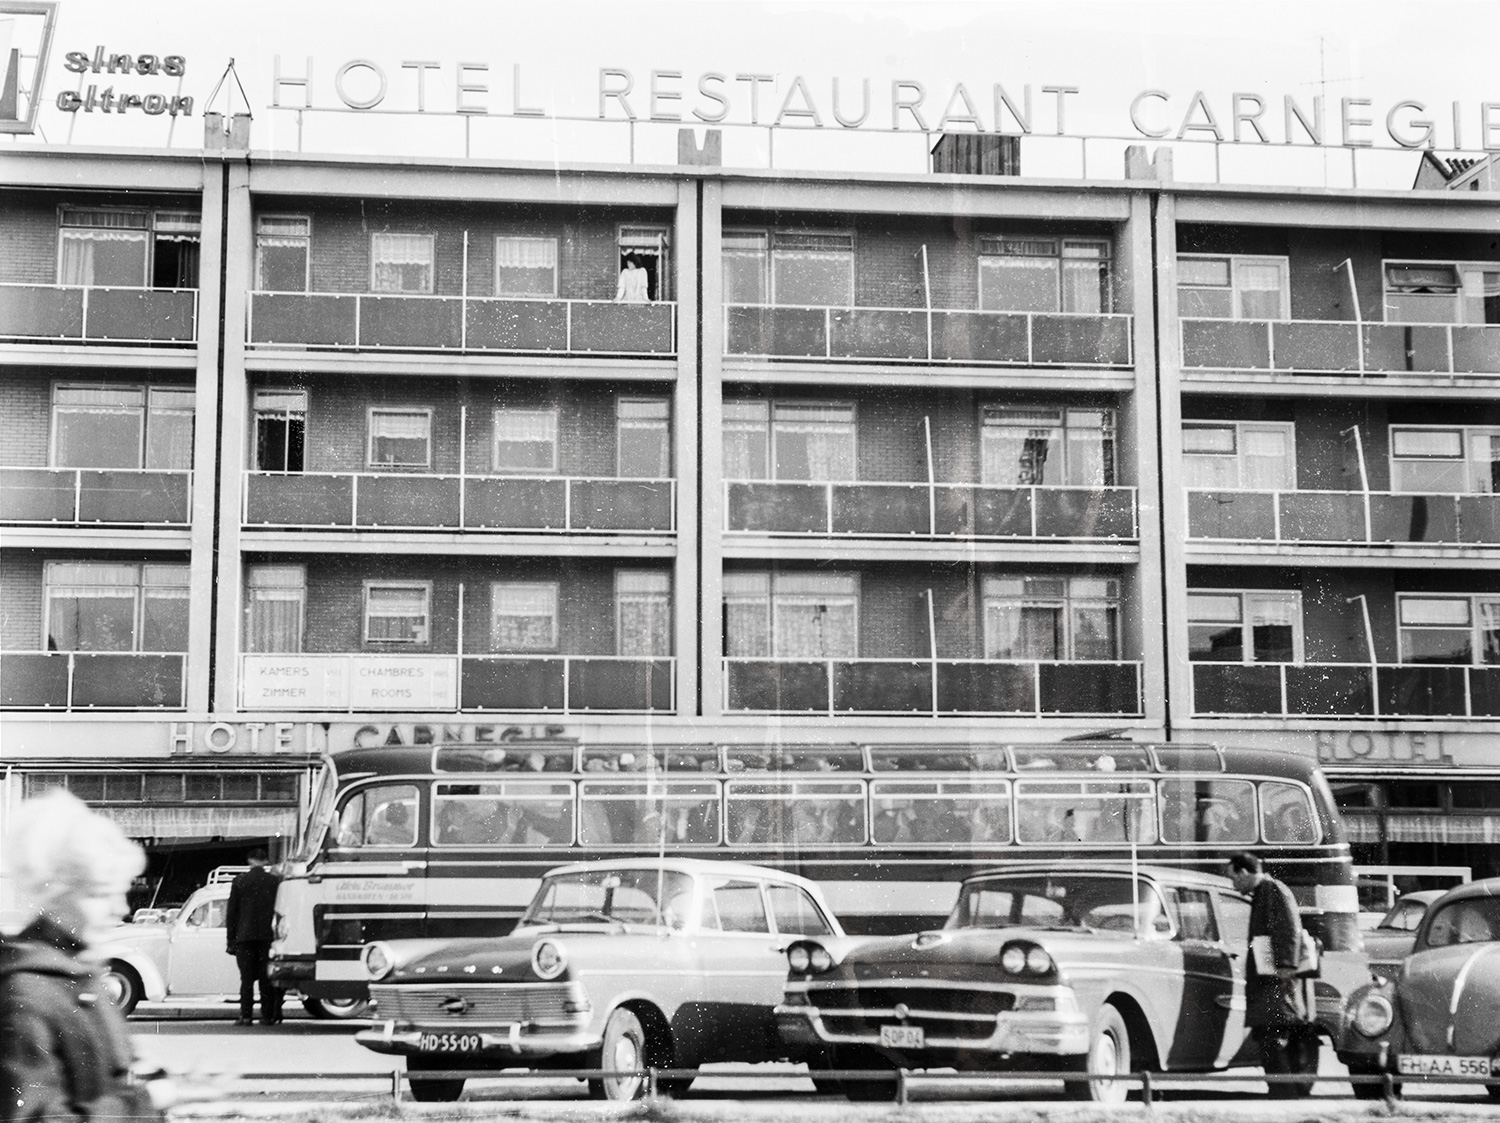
xmin=240 ymin=655 xmax=459 ymax=711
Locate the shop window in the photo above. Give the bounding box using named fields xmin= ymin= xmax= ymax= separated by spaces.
xmin=363 ymin=582 xmax=431 ymax=645
xmin=245 ymin=566 xmax=305 ymax=654
xmin=616 ymin=570 xmax=671 ymax=657
xmin=494 ymin=236 xmax=558 ymax=297
xmin=1188 ymin=591 xmax=1301 ymax=663
xmin=489 ymin=582 xmax=559 ymax=651
xmin=1182 ymin=421 xmax=1295 ymax=489
xmin=981 ymin=405 xmax=1115 ymax=487
xmin=51 ymin=384 xmax=195 ymax=470
xmin=58 ymin=208 xmax=201 ymax=289
xmin=370 ymin=232 xmax=434 ymax=294
xmin=1384 ymin=261 xmax=1500 ymax=325
xmin=367 ymin=408 xmax=431 ymax=468
xmin=492 ymin=408 xmax=557 ymax=473
xmin=618 ymin=225 xmax=669 ymax=301
xmin=44 ymin=562 xmax=189 ymax=653
xmin=723 ymin=571 xmax=859 ymax=659
xmin=978 ymin=237 xmax=1112 ymax=314
xmin=617 ymin=398 xmax=670 ymax=478
xmin=185 ymin=774 xmax=222 ymax=800
xmin=1451 ymin=782 xmax=1500 ymax=810
xmin=143 ymin=773 xmax=184 ymax=802
xmin=253 ymin=389 xmax=307 ymax=472
xmin=723 ymin=400 xmax=856 ymax=481
xmin=222 ymin=774 xmax=258 ymax=800
xmin=261 ymin=774 xmax=299 ymax=801
xmin=1178 ymin=254 xmax=1289 ymax=320
xmin=722 ymin=229 xmax=854 ymax=306
xmin=1390 ymin=426 xmax=1500 ymax=494
xmin=982 ymin=576 xmax=1119 ymax=661
xmin=255 ymin=215 xmax=311 ymax=292
xmin=1397 ymin=594 xmax=1500 ymax=665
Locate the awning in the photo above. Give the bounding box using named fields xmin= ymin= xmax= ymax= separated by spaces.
xmin=95 ymin=805 xmax=298 ymax=840
xmin=1343 ymin=813 xmax=1500 ymax=845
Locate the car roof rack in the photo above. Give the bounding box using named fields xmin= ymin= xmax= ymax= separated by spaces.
xmin=207 ymin=865 xmax=250 ymax=884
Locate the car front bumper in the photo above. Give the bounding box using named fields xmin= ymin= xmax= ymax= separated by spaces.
xmin=356 ymin=1019 xmax=599 ymax=1059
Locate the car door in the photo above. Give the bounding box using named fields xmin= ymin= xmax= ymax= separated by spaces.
xmin=689 ymin=877 xmax=786 ymax=1063
xmin=1214 ymin=890 xmax=1258 ymax=1067
xmin=1163 ymin=886 xmax=1242 ymax=1071
xmin=166 ymin=892 xmax=238 ymax=995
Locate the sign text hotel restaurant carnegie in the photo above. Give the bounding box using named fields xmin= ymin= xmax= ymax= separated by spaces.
xmin=272 ymin=60 xmax=1500 ymax=150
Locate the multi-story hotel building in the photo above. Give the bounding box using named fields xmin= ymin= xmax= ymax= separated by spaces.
xmin=2 ymin=121 xmax=1496 ymax=904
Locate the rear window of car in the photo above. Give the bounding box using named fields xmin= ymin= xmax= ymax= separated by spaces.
xmin=1425 ymin=898 xmax=1500 ymax=948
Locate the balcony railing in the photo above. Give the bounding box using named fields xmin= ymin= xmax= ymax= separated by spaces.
xmin=238 ymin=654 xmax=674 ymax=713
xmin=1181 ymin=318 xmax=1500 ymax=377
xmin=243 ymin=472 xmax=675 ymax=533
xmin=0 ymin=283 xmax=198 ymax=345
xmin=1 ymin=652 xmax=186 ymax=709
xmin=1187 ymin=489 xmax=1500 ymax=547
xmin=0 ymin=468 xmax=192 ymax=526
xmin=247 ymin=292 xmax=676 ymax=356
xmin=723 ymin=658 xmax=1143 ymax=716
xmin=726 ymin=480 xmax=1137 ymax=540
xmin=1190 ymin=662 xmax=1500 ymax=719
xmin=725 ymin=304 xmax=1133 ymax=368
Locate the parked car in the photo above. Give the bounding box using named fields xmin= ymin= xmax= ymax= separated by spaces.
xmin=1363 ymin=890 xmax=1447 ymax=982
xmin=1342 ymin=878 xmax=1500 ymax=1101
xmin=354 ymin=858 xmax=844 ymax=1101
xmin=776 ymin=864 xmax=1268 ymax=1104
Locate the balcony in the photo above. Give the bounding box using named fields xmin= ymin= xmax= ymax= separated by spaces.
xmin=1190 ymin=662 xmax=1500 ymax=719
xmin=0 ymin=468 xmax=192 ymax=526
xmin=726 ymin=481 xmax=1137 ymax=540
xmin=243 ymin=472 xmax=674 ymax=533
xmin=1186 ymin=489 xmax=1499 ymax=547
xmin=247 ymin=293 xmax=676 ymax=356
xmin=725 ymin=305 xmax=1133 ymax=368
xmin=1 ymin=652 xmax=186 ymax=709
xmin=0 ymin=284 xmax=198 ymax=345
xmin=1180 ymin=318 xmax=1500 ymax=377
xmin=723 ymin=658 xmax=1143 ymax=716
xmin=238 ymin=654 xmax=673 ymax=713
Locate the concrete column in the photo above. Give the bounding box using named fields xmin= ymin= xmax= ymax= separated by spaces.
xmin=672 ymin=179 xmax=700 ymax=718
xmin=698 ymin=180 xmax=725 ymax=719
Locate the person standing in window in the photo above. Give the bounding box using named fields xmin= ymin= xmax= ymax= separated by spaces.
xmin=225 ymin=849 xmax=283 ymax=1027
xmin=616 ymin=255 xmax=650 ymax=303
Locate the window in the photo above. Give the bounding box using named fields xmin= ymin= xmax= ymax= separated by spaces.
xmin=45 ymin=562 xmax=189 ymax=652
xmin=363 ymin=582 xmax=430 ymax=645
xmin=1260 ymin=782 xmax=1318 ymax=843
xmin=617 ymin=399 xmax=670 ymax=478
xmin=1385 ymin=261 xmax=1500 ymax=325
xmin=1170 ymin=888 xmax=1220 ymax=942
xmin=766 ymin=884 xmax=835 ymax=936
xmin=495 ymin=236 xmax=558 ymax=297
xmin=245 ymin=567 xmax=305 ymax=654
xmin=51 ymin=384 xmax=195 ymax=470
xmin=723 ymin=229 xmax=854 ymax=306
xmin=1178 ymin=254 xmax=1289 ymax=320
xmin=722 ymin=230 xmax=769 ymax=304
xmin=723 ymin=400 xmax=856 ymax=481
xmin=616 ymin=570 xmax=671 ymax=657
xmin=490 ymin=582 xmax=558 ymax=651
xmin=1182 ymin=422 xmax=1295 ymax=490
xmin=724 ymin=571 xmax=859 ymax=659
xmin=982 ymin=576 xmax=1119 ymax=661
xmin=367 ymin=408 xmax=431 ymax=468
xmin=335 ymin=784 xmax=420 ymax=848
xmin=1398 ymin=594 xmax=1500 ymax=665
xmin=618 ymin=225 xmax=669 ymax=301
xmin=56 ymin=208 xmax=201 ymax=290
xmin=1159 ymin=779 xmax=1257 ymax=844
xmin=710 ymin=881 xmax=770 ymax=933
xmin=255 ymin=215 xmax=310 ymax=292
xmin=1188 ymin=591 xmax=1301 ymax=663
xmin=370 ymin=233 xmax=434 ymax=294
xmin=492 ymin=408 xmax=557 ymax=473
xmin=981 ymin=406 xmax=1115 ymax=487
xmin=254 ymin=390 xmax=307 ymax=472
xmin=1390 ymin=427 xmax=1500 ymax=494
xmin=979 ymin=237 xmax=1112 ymax=314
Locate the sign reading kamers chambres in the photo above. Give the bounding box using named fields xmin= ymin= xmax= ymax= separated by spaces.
xmin=240 ymin=655 xmax=458 ymax=710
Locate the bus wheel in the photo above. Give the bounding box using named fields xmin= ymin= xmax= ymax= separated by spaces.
xmin=1066 ymin=1005 xmax=1131 ymax=1105
xmin=406 ymin=1056 xmax=465 ymax=1102
xmin=101 ymin=962 xmax=142 ymax=1016
xmin=302 ymin=995 xmax=371 ymax=1019
xmin=590 ymin=1008 xmax=650 ymax=1101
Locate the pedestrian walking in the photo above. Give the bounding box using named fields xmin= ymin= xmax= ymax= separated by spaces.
xmin=0 ymin=789 xmax=168 ymax=1122
xmin=225 ymin=849 xmax=283 ymax=1027
xmin=1226 ymin=851 xmax=1320 ymax=1098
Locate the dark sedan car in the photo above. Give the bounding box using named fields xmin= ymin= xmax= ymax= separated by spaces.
xmin=1363 ymin=890 xmax=1447 ymax=982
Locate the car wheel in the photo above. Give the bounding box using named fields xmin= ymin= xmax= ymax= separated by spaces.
xmin=1066 ymin=1004 xmax=1131 ymax=1105
xmin=591 ymin=1008 xmax=650 ymax=1101
xmin=101 ymin=962 xmax=142 ymax=1016
xmin=405 ymin=1055 xmax=465 ymax=1102
xmin=1345 ymin=1060 xmax=1386 ymax=1100
xmin=301 ymin=995 xmax=372 ymax=1020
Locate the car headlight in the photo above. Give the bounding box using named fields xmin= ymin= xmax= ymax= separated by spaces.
xmin=532 ymin=939 xmax=567 ymax=980
xmin=1000 ymin=944 xmax=1028 ymax=973
xmin=1000 ymin=941 xmax=1055 ymax=976
xmin=1025 ymin=947 xmax=1053 ymax=974
xmin=1352 ymin=992 xmax=1394 ymax=1037
xmin=787 ymin=941 xmax=835 ymax=974
xmin=788 ymin=944 xmax=811 ymax=972
xmin=363 ymin=941 xmax=395 ymax=980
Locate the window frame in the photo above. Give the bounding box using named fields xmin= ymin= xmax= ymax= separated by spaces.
xmin=491 ymin=406 xmax=559 ymax=475
xmin=722 ymin=398 xmax=857 ymax=482
xmin=493 ymin=234 xmax=560 ymax=298
xmin=723 ymin=571 xmax=861 ymax=659
xmin=1397 ymin=593 xmax=1500 ymax=666
xmin=769 ymin=229 xmax=855 ymax=308
xmin=489 ymin=581 xmax=561 ymax=653
xmin=366 ymin=407 xmax=433 ymax=469
xmin=977 ymin=235 xmax=1114 ymax=315
xmin=369 ymin=231 xmax=436 ymax=295
xmin=616 ymin=398 xmax=671 ymax=479
xmin=244 ymin=565 xmax=307 ymax=655
xmin=56 ymin=207 xmax=151 ymax=288
xmin=1187 ymin=589 xmax=1304 ymax=665
xmin=1383 ymin=258 xmax=1500 ymax=326
xmin=1389 ymin=424 xmax=1500 ymax=495
xmin=979 ymin=404 xmax=1117 ymax=487
xmin=615 ymin=569 xmax=672 ymax=658
xmin=254 ymin=214 xmax=312 ymax=292
xmin=253 ymin=388 xmax=308 ymax=473
xmin=981 ymin=575 xmax=1121 ymax=662
xmin=43 ymin=561 xmax=190 ymax=654
xmin=1181 ymin=420 xmax=1296 ymax=490
xmin=1177 ymin=253 xmax=1291 ymax=321
xmin=362 ymin=581 xmax=433 ymax=646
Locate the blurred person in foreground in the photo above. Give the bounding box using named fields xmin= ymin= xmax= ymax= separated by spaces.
xmin=224 ymin=849 xmax=282 ymax=1027
xmin=0 ymin=789 xmax=167 ymax=1122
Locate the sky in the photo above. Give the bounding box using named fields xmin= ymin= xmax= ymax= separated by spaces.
xmin=6 ymin=0 xmax=1499 ymax=188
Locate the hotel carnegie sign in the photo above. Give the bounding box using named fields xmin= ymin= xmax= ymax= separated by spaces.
xmin=271 ymin=59 xmax=1500 ymax=151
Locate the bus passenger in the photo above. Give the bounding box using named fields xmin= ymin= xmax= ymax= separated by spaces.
xmin=871 ymin=799 xmax=914 ymax=843
xmin=911 ymin=799 xmax=966 ymax=844
xmin=968 ymin=800 xmax=1009 ymax=843
xmin=365 ymin=801 xmax=414 ymax=846
xmin=729 ymin=801 xmax=771 ymax=845
xmin=520 ymin=800 xmax=572 ymax=845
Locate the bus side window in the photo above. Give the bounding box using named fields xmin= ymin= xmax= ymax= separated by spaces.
xmin=336 ymin=785 xmax=420 ymax=847
xmin=1260 ymin=782 xmax=1318 ymax=843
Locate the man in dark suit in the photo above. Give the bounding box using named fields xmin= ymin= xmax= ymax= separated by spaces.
xmin=226 ymin=848 xmax=283 ymax=1026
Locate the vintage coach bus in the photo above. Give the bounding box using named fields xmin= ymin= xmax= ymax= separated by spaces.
xmin=269 ymin=738 xmax=1365 ymax=1034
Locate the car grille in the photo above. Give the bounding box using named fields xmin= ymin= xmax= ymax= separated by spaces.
xmin=371 ymin=983 xmax=575 ymax=1024
xmin=809 ymin=982 xmax=1014 ymax=1041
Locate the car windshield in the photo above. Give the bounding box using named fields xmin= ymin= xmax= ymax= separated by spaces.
xmin=521 ymin=868 xmax=693 ymax=927
xmin=947 ymin=873 xmax=1171 ymax=935
xmin=1424 ymin=897 xmax=1500 ymax=948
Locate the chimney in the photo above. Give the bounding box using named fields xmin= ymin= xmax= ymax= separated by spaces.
xmin=930 ymin=134 xmax=1020 ymax=176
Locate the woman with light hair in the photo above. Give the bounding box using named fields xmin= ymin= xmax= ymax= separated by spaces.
xmin=0 ymin=789 xmax=165 ymax=1121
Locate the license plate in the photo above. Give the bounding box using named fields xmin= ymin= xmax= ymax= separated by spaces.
xmin=879 ymin=1025 xmax=924 ymax=1049
xmin=417 ymin=1032 xmax=482 ymax=1053
xmin=1397 ymin=1054 xmax=1494 ymax=1077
